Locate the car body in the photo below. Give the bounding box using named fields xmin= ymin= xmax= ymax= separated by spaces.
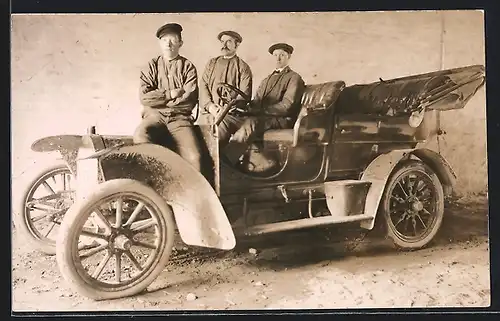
xmin=17 ymin=64 xmax=485 ymax=300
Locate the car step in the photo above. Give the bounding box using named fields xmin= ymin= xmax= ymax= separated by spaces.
xmin=242 ymin=213 xmax=374 ymax=236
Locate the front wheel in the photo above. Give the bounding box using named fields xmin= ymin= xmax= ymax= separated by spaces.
xmin=56 ymin=179 xmax=175 ymax=300
xmin=379 ymin=159 xmax=445 ymax=250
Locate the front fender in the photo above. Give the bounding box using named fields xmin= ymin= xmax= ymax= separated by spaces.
xmin=87 ymin=143 xmax=235 ymax=251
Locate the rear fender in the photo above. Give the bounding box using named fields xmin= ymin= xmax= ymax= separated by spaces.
xmin=85 ymin=143 xmax=235 ymax=250
xmin=360 ymin=148 xmax=456 ymax=230
xmin=410 ymin=148 xmax=456 ymax=196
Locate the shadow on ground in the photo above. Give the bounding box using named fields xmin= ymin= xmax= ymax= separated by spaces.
xmin=221 ymin=197 xmax=490 ymax=272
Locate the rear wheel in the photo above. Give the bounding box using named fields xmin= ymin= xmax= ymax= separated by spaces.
xmin=56 ymin=179 xmax=175 ymax=300
xmin=15 ymin=161 xmax=75 ymax=255
xmin=380 ymin=159 xmax=445 ymax=250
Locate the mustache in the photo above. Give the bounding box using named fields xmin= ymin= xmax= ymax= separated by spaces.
xmin=221 ymin=47 xmax=229 ymax=50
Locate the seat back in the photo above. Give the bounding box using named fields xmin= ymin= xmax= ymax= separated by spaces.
xmin=261 ymin=81 xmax=346 ymax=148
xmin=292 ymin=81 xmax=346 ymax=145
xmin=300 ymin=81 xmax=346 ymax=112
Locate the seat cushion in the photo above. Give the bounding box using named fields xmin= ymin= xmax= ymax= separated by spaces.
xmin=262 ymin=129 xmax=294 ymax=145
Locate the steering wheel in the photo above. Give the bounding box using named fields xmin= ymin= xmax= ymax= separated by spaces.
xmin=214 ymin=83 xmax=251 ymax=126
xmin=216 ymin=83 xmax=251 ymax=106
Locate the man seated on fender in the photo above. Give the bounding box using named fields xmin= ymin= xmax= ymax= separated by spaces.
xmin=224 ymin=43 xmax=305 ymax=164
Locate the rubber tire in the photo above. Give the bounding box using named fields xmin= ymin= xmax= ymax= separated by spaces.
xmin=14 ymin=161 xmax=73 ymax=255
xmin=56 ymin=179 xmax=175 ymax=301
xmin=379 ymin=159 xmax=445 ymax=251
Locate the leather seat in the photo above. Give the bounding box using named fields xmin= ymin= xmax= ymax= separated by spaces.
xmin=262 ymin=81 xmax=346 ymax=146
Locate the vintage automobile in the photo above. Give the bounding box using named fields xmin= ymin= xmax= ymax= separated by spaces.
xmin=15 ymin=64 xmax=485 ymax=300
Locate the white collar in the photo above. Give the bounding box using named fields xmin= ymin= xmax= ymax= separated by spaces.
xmin=274 ymin=65 xmax=288 ymax=73
xmin=223 ymin=54 xmax=236 ymax=59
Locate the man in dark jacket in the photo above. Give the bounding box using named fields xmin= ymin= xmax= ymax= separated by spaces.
xmin=225 ymin=43 xmax=305 ymax=163
xmin=133 ymin=23 xmax=203 ymax=172
xmin=200 ymin=30 xmax=253 ymax=148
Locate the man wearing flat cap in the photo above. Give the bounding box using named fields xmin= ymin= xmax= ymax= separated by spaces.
xmin=133 ymin=23 xmax=203 ymax=172
xmin=200 ymin=30 xmax=253 ymax=148
xmin=226 ymin=42 xmax=305 ymax=163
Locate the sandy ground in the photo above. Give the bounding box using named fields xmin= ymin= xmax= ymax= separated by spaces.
xmin=11 ymin=196 xmax=490 ymax=311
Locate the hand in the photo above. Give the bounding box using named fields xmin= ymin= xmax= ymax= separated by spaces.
xmin=207 ymin=103 xmax=221 ymax=117
xmin=170 ymin=88 xmax=185 ymax=99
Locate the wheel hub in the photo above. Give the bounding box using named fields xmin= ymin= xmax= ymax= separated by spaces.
xmin=113 ymin=234 xmax=132 ymax=251
xmin=411 ymin=200 xmax=424 ymax=212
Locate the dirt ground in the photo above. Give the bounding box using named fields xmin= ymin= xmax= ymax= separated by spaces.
xmin=11 ymin=195 xmax=490 ymax=311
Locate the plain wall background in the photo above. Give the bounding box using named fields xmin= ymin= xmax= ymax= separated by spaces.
xmin=10 ymin=11 xmax=487 ymax=196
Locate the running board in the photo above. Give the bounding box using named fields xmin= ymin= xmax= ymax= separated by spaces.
xmin=242 ymin=214 xmax=374 ymax=236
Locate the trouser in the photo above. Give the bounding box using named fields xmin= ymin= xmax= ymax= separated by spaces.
xmin=133 ymin=112 xmax=203 ymax=172
xmin=223 ymin=116 xmax=293 ymax=164
xmin=217 ymin=113 xmax=249 ymax=149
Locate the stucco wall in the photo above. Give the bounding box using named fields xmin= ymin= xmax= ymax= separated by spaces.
xmin=10 ymin=11 xmax=487 ymax=196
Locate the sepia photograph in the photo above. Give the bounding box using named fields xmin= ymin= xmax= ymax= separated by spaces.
xmin=10 ymin=10 xmax=489 ymax=311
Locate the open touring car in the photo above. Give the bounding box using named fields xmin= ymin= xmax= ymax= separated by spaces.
xmin=15 ymin=64 xmax=485 ymax=300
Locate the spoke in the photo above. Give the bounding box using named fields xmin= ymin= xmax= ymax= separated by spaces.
xmin=394 ymin=213 xmax=407 ymax=227
xmin=79 ymin=243 xmax=108 ymax=259
xmin=80 ymin=229 xmax=110 ymax=241
xmin=115 ymin=252 xmax=122 ymax=283
xmin=416 ymin=213 xmax=427 ymax=229
xmin=124 ymin=250 xmax=143 ymax=271
xmin=397 ymin=181 xmax=409 ymax=198
xmin=62 ymin=174 xmax=66 ymax=191
xmin=390 ymin=203 xmax=407 ymax=212
xmin=419 ymin=188 xmax=431 ymax=199
xmin=124 ymin=202 xmax=145 ymax=226
xmin=28 ymin=193 xmax=65 ymax=204
xmin=422 ymin=208 xmax=433 ymax=216
xmin=30 ymin=208 xmax=66 ymax=222
xmin=130 ymin=218 xmax=156 ymax=233
xmin=403 ymin=217 xmax=409 ymax=233
xmin=52 ymin=175 xmax=58 ymax=185
xmin=412 ymin=217 xmax=417 ymax=236
xmin=133 ymin=240 xmax=157 ymax=250
xmin=92 ymin=208 xmax=113 ymax=233
xmin=406 ymin=176 xmax=414 ymax=196
xmin=31 ymin=213 xmax=50 ymax=223
xmin=44 ymin=222 xmax=57 ymax=237
xmin=390 ymin=195 xmax=405 ymax=203
xmin=415 ymin=180 xmax=426 ymax=195
xmin=27 ymin=199 xmax=58 ymax=210
xmin=92 ymin=251 xmax=112 ymax=279
xmin=411 ymin=178 xmax=420 ymax=196
xmin=115 ymin=198 xmax=123 ymax=228
xmin=42 ymin=181 xmax=56 ymax=195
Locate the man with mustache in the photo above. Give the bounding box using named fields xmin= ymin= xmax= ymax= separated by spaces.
xmin=200 ymin=30 xmax=253 ymax=148
xmin=225 ymin=43 xmax=305 ymax=164
xmin=133 ymin=23 xmax=202 ymax=172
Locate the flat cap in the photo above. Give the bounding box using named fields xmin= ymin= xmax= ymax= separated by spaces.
xmin=217 ymin=30 xmax=243 ymax=43
xmin=268 ymin=43 xmax=294 ymax=55
xmin=156 ymin=23 xmax=183 ymax=38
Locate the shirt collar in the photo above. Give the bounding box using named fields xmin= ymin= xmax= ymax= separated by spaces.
xmin=223 ymin=54 xmax=237 ymax=59
xmin=273 ymin=65 xmax=290 ymax=74
xmin=164 ymin=54 xmax=180 ymax=62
